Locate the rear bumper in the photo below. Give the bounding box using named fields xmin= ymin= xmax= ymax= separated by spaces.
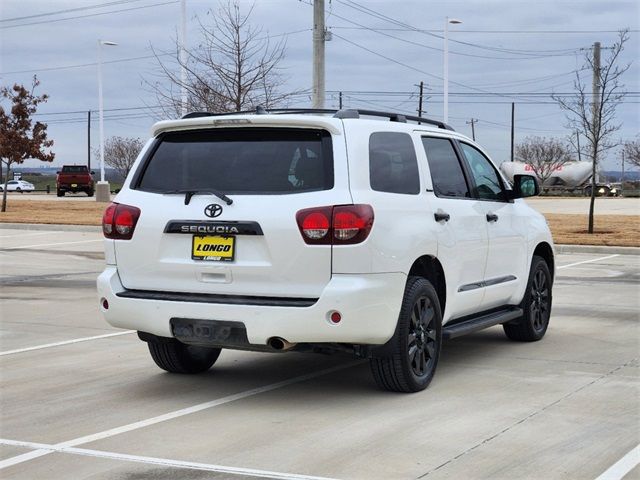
xmin=97 ymin=267 xmax=406 ymax=346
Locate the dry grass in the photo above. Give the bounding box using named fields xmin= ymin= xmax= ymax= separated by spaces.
xmin=544 ymin=213 xmax=639 ymax=247
xmin=0 ymin=200 xmax=104 ymax=226
xmin=1 ymin=200 xmax=639 ymax=247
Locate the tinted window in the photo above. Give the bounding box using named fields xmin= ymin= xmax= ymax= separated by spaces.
xmin=459 ymin=143 xmax=504 ymax=201
xmin=369 ymin=132 xmax=420 ymax=194
xmin=421 ymin=137 xmax=470 ymax=198
xmin=62 ymin=166 xmax=88 ymax=173
xmin=137 ymin=128 xmax=333 ymax=194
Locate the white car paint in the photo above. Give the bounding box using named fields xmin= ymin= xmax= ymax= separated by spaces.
xmin=98 ymin=112 xmax=554 ymax=347
xmin=1 ymin=180 xmax=35 ymax=191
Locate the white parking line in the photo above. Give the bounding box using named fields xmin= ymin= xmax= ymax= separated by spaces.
xmin=0 ymin=232 xmax=55 ymax=239
xmin=0 ymin=439 xmax=338 ymax=480
xmin=1 ymin=239 xmax=102 ymax=250
xmin=557 ymin=254 xmax=619 ymax=270
xmin=0 ymin=331 xmax=136 ymax=356
xmin=0 ymin=361 xmax=361 ymax=470
xmin=594 ymin=444 xmax=640 ymax=480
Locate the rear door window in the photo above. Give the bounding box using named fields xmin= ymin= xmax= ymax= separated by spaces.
xmin=136 ymin=128 xmax=334 ymax=194
xmin=421 ymin=137 xmax=470 ymax=198
xmin=369 ymin=132 xmax=420 ymax=194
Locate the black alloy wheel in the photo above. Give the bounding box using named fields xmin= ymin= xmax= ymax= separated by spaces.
xmin=370 ymin=277 xmax=442 ymax=392
xmin=408 ymin=295 xmax=437 ymax=377
xmin=530 ymin=268 xmax=550 ymax=333
xmin=503 ymin=255 xmax=552 ymax=342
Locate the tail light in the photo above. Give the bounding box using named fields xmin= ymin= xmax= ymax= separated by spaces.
xmin=102 ymin=202 xmax=141 ymax=240
xmin=296 ymin=205 xmax=374 ymax=245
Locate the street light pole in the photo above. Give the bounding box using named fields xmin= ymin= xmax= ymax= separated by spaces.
xmin=443 ymin=17 xmax=461 ymax=124
xmin=96 ymin=39 xmax=117 ymax=202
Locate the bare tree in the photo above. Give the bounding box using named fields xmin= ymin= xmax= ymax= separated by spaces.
xmin=101 ymin=136 xmax=144 ymax=180
xmin=624 ymin=138 xmax=640 ymax=168
xmin=553 ymin=30 xmax=630 ymax=233
xmin=515 ymin=136 xmax=573 ymax=186
xmin=146 ymin=1 xmax=298 ymax=117
xmin=0 ymin=76 xmax=54 ymax=212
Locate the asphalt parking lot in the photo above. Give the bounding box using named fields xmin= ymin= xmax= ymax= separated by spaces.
xmin=0 ymin=227 xmax=638 ymax=480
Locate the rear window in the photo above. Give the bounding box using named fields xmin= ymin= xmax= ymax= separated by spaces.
xmin=135 ymin=128 xmax=334 ymax=194
xmin=61 ymin=166 xmax=88 ymax=173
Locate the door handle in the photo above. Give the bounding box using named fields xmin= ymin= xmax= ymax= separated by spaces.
xmin=486 ymin=213 xmax=499 ymax=222
xmin=434 ymin=212 xmax=450 ymax=222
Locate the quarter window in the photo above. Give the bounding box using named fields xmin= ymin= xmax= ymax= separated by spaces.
xmin=369 ymin=132 xmax=420 ymax=195
xmin=421 ymin=137 xmax=470 ymax=198
xmin=459 ymin=143 xmax=504 ymax=201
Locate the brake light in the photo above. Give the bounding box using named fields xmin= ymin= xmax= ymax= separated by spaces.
xmin=102 ymin=202 xmax=141 ymax=240
xmin=296 ymin=206 xmax=332 ymax=244
xmin=296 ymin=205 xmax=374 ymax=245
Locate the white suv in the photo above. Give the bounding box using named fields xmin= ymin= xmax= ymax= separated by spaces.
xmin=97 ymin=109 xmax=554 ymax=393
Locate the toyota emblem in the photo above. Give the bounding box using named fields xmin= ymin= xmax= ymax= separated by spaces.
xmin=204 ymin=204 xmax=223 ymax=218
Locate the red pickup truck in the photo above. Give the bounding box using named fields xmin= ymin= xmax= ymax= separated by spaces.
xmin=56 ymin=165 xmax=95 ymax=197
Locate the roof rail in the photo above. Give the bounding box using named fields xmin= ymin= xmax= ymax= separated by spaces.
xmin=181 ymin=107 xmax=455 ymax=131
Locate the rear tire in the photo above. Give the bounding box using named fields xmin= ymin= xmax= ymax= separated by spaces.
xmin=147 ymin=339 xmax=221 ymax=374
xmin=57 ymin=189 xmax=64 ymax=197
xmin=503 ymin=255 xmax=552 ymax=342
xmin=86 ymin=189 xmax=94 ymax=197
xmin=370 ymin=277 xmax=442 ymax=393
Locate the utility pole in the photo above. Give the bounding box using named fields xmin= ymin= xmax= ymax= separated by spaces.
xmin=87 ymin=110 xmax=91 ymax=171
xmin=339 ymin=91 xmax=343 ymax=109
xmin=417 ymin=81 xmax=424 ymax=123
xmin=312 ymin=0 xmax=325 ymax=109
xmin=466 ymin=118 xmax=477 ymax=140
xmin=621 ymin=148 xmax=625 ymax=196
xmin=588 ymin=41 xmax=601 ymax=234
xmin=576 ymin=130 xmax=582 ymax=161
xmin=180 ymin=0 xmax=187 ymax=116
xmin=510 ymin=102 xmax=515 ymax=162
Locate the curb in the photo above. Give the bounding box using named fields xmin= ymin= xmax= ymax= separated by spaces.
xmin=0 ymin=223 xmax=101 ymax=233
xmin=555 ymin=244 xmax=640 ymax=255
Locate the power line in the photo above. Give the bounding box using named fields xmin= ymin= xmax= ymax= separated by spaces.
xmin=323 ymin=7 xmax=571 ymax=60
xmin=1 ymin=0 xmax=145 ymax=23
xmin=0 ymin=29 xmax=311 ymax=75
xmin=333 ymin=0 xmax=582 ymax=56
xmin=2 ymin=0 xmax=179 ymax=29
xmin=329 ymin=27 xmax=640 ymax=35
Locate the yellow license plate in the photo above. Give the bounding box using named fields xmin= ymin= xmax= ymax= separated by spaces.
xmin=192 ymin=236 xmax=235 ymax=261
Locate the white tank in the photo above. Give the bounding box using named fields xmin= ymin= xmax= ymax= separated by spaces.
xmin=500 ymin=161 xmax=592 ymax=187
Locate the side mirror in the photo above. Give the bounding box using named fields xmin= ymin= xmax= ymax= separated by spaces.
xmin=90 ymin=171 xmax=95 ymax=175
xmin=508 ymin=174 xmax=540 ymax=199
xmin=56 ymin=171 xmax=61 ymax=174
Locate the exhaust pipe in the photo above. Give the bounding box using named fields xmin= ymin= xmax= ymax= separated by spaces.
xmin=268 ymin=337 xmax=297 ymax=351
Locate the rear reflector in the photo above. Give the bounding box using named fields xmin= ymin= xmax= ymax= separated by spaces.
xmin=296 ymin=205 xmax=374 ymax=245
xmin=102 ymin=202 xmax=141 ymax=240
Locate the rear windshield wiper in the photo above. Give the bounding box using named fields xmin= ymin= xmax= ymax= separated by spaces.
xmin=162 ymin=189 xmax=233 ymax=206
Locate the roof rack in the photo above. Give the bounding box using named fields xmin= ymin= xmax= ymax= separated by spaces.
xmin=181 ymin=107 xmax=454 ymax=131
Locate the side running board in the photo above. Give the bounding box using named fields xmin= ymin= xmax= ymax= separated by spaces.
xmin=443 ymin=307 xmax=523 ymax=339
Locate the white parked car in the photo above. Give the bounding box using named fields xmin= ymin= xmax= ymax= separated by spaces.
xmin=1 ymin=180 xmax=35 ymax=192
xmin=98 ymin=109 xmax=555 ymax=392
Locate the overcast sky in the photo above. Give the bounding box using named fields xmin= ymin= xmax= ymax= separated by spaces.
xmin=1 ymin=0 xmax=638 ymax=170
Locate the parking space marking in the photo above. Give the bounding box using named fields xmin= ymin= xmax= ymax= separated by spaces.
xmin=0 ymin=232 xmax=55 ymax=239
xmin=1 ymin=239 xmax=102 ymax=250
xmin=557 ymin=254 xmax=619 ymax=270
xmin=595 ymin=444 xmax=640 ymax=480
xmin=0 ymin=361 xmax=361 ymax=470
xmin=0 ymin=331 xmax=136 ymax=356
xmin=0 ymin=439 xmax=338 ymax=480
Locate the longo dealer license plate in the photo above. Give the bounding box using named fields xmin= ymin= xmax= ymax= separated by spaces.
xmin=192 ymin=236 xmax=235 ymax=262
